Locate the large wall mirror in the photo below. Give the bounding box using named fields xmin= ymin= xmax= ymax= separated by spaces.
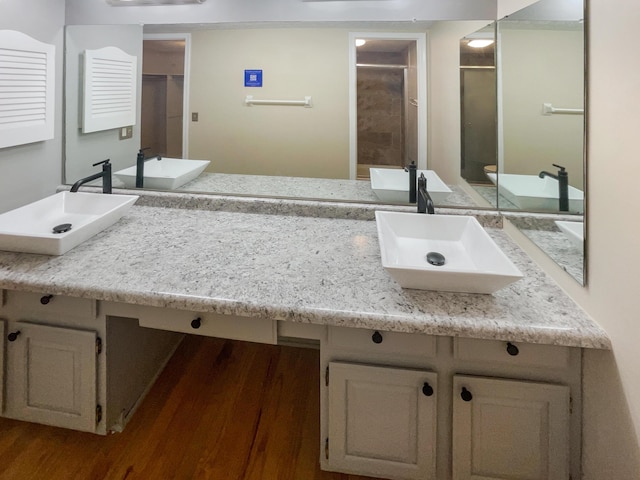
xmin=63 ymin=0 xmax=587 ymax=285
xmin=65 ymin=22 xmax=479 ymax=209
xmin=460 ymin=0 xmax=586 ymax=285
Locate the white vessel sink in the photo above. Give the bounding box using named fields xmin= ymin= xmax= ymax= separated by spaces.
xmin=0 ymin=192 xmax=139 ymax=255
xmin=370 ymin=168 xmax=452 ymax=204
xmin=114 ymin=157 xmax=210 ymax=190
xmin=487 ymin=173 xmax=584 ymax=213
xmin=375 ymin=211 xmax=523 ymax=294
xmin=555 ymin=220 xmax=584 ymax=252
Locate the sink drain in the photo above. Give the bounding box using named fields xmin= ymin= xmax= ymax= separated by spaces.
xmin=52 ymin=223 xmax=72 ymax=234
xmin=426 ymin=251 xmax=445 ymax=266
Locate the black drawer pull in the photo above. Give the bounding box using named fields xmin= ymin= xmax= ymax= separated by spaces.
xmin=506 ymin=342 xmax=520 ymax=356
xmin=190 ymin=317 xmax=202 ymax=329
xmin=461 ymin=387 xmax=473 ymax=402
xmin=422 ymin=382 xmax=434 ymax=397
xmin=40 ymin=294 xmax=54 ymax=305
xmin=371 ymin=331 xmax=383 ymax=344
xmin=8 ymin=331 xmax=21 ymax=342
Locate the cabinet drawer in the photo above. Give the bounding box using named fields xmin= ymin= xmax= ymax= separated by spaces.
xmin=137 ymin=307 xmax=276 ymax=345
xmin=453 ymin=337 xmax=570 ymax=369
xmin=328 ymin=326 xmax=436 ymax=358
xmin=278 ymin=321 xmax=326 ymax=341
xmin=4 ymin=290 xmax=96 ymax=320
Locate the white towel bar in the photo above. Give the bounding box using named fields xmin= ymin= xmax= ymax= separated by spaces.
xmin=244 ymin=95 xmax=312 ymax=108
xmin=543 ymin=102 xmax=584 ymax=115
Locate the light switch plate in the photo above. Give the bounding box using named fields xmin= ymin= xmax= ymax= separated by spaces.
xmin=119 ymin=126 xmax=133 ymax=140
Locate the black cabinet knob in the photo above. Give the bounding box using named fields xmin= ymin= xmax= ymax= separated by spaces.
xmin=190 ymin=317 xmax=202 ymax=329
xmin=40 ymin=294 xmax=53 ymax=305
xmin=422 ymin=382 xmax=434 ymax=397
xmin=7 ymin=331 xmax=21 ymax=342
xmin=461 ymin=387 xmax=473 ymax=402
xmin=371 ymin=331 xmax=383 ymax=344
xmin=506 ymin=342 xmax=520 ymax=356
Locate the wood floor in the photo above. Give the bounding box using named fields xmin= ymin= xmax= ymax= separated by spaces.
xmin=0 ymin=335 xmax=382 ymax=480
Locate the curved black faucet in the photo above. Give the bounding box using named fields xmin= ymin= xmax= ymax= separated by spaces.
xmin=417 ymin=173 xmax=435 ymax=214
xmin=136 ymin=147 xmax=162 ymax=188
xmin=539 ymin=163 xmax=569 ymax=212
xmin=70 ymin=159 xmax=112 ymax=194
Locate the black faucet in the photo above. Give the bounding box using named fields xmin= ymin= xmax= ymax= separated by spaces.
xmin=404 ymin=161 xmax=417 ymax=203
xmin=136 ymin=147 xmax=162 ymax=188
xmin=70 ymin=159 xmax=112 ymax=194
xmin=539 ymin=163 xmax=569 ymax=212
xmin=417 ymin=172 xmax=435 ymax=214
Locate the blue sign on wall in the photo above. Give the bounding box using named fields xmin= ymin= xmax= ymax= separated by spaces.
xmin=244 ymin=69 xmax=263 ymax=87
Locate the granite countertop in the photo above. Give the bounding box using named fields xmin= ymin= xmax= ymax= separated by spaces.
xmin=114 ymin=172 xmax=476 ymax=208
xmin=507 ymin=214 xmax=584 ymax=284
xmin=0 ymin=201 xmax=610 ymax=350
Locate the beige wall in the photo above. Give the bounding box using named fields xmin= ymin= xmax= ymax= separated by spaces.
xmin=501 ymin=0 xmax=640 ymax=476
xmin=577 ymin=0 xmax=640 ymax=475
xmin=427 ymin=21 xmax=490 ymax=185
xmin=500 ymin=27 xmax=584 ymax=189
xmin=188 ymin=28 xmax=350 ymax=179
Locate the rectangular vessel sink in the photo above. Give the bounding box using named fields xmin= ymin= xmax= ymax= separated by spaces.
xmin=0 ymin=192 xmax=139 ymax=255
xmin=375 ymin=211 xmax=523 ymax=294
xmin=370 ymin=168 xmax=452 ymax=204
xmin=114 ymin=157 xmax=210 ymax=190
xmin=487 ymin=173 xmax=584 ymax=213
xmin=555 ymin=220 xmax=584 ymax=252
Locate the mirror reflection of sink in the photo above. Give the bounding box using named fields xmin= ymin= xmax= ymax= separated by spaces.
xmin=375 ymin=211 xmax=523 ymax=294
xmin=369 ymin=168 xmax=452 ymax=204
xmin=487 ymin=173 xmax=584 ymax=213
xmin=0 ymin=192 xmax=139 ymax=255
xmin=114 ymin=158 xmax=211 ymax=190
xmin=555 ymin=220 xmax=584 ymax=252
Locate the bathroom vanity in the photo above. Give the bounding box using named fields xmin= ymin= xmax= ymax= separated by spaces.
xmin=0 ymin=191 xmax=609 ymax=480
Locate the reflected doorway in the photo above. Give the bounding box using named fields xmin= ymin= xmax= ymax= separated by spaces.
xmin=141 ymin=35 xmax=189 ymax=158
xmin=349 ymin=33 xmax=427 ymax=180
xmin=460 ymin=67 xmax=496 ymax=183
xmin=459 ymin=35 xmax=497 ymax=186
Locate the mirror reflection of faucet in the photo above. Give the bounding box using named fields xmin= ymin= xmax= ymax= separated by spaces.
xmin=417 ymin=172 xmax=435 ymax=214
xmin=539 ymin=163 xmax=569 ymax=212
xmin=70 ymin=159 xmax=112 ymax=194
xmin=404 ymin=161 xmax=417 ymax=203
xmin=136 ymin=147 xmax=163 ymax=188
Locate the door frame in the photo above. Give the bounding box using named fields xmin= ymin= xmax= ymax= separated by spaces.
xmin=142 ymin=33 xmax=191 ymax=159
xmin=348 ymin=32 xmax=428 ymax=179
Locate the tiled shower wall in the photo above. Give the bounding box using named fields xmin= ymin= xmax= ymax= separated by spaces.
xmin=357 ymin=52 xmax=407 ymax=172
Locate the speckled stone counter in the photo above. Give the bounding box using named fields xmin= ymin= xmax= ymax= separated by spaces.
xmin=60 ymin=185 xmax=504 ymax=226
xmin=507 ymin=214 xmax=584 ymax=284
xmin=0 ymin=202 xmax=609 ymax=350
xmin=112 ymin=172 xmax=476 ymax=208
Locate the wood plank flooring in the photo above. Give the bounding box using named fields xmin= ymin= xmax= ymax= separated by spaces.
xmin=0 ymin=335 xmax=382 ymax=480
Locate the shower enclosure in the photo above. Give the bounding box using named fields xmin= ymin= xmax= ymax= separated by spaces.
xmin=355 ymin=39 xmax=418 ymax=179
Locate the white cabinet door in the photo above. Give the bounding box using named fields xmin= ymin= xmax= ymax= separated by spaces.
xmin=452 ymin=375 xmax=570 ymax=480
xmin=4 ymin=322 xmax=98 ymax=433
xmin=328 ymin=362 xmax=437 ymax=480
